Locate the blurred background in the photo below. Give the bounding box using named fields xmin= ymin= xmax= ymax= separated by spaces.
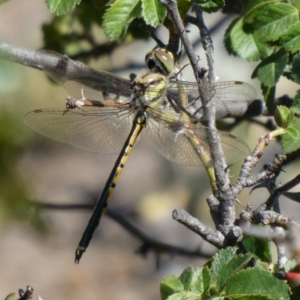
xmin=0 ymin=0 xmax=300 ymax=299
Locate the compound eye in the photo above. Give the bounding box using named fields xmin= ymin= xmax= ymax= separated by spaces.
xmin=146 ymin=57 xmax=156 ymax=71
xmin=156 ymin=50 xmax=174 ymax=70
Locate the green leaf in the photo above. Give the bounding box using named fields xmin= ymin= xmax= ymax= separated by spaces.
xmin=293 ymin=0 xmax=300 ymax=10
xmin=195 ymin=0 xmax=224 ymax=13
xmin=179 ymin=266 xmax=194 ymax=290
xmin=244 ymin=2 xmax=299 ymax=41
xmin=142 ymin=0 xmax=166 ymax=27
xmin=240 ymin=0 xmax=279 ymax=14
xmin=242 ymin=236 xmax=272 ymax=263
xmin=193 ymin=267 xmax=211 ymax=294
xmin=252 ymin=48 xmax=287 ymax=87
xmin=281 ymin=118 xmax=300 ymax=153
xmin=291 ymin=90 xmax=300 ymax=114
xmin=281 ymin=22 xmax=300 ymax=53
xmin=103 ymin=0 xmax=142 ymax=39
xmin=225 ymin=268 xmax=290 ymax=299
xmin=224 ymin=17 xmax=272 ymax=61
xmin=290 ymin=54 xmax=300 ymax=84
xmin=45 ymin=0 xmax=81 ymax=15
xmin=160 ymin=275 xmax=184 ymax=300
xmin=166 ymin=292 xmax=199 ymax=300
xmin=211 ymin=247 xmax=237 ymax=280
xmin=261 ymin=84 xmax=276 ymax=113
xmin=160 ymin=266 xmax=214 ymax=299
xmin=214 ymin=253 xmax=252 ymax=292
xmin=4 ymin=293 xmax=15 ymax=300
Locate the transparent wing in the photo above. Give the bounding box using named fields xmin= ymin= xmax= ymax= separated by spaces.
xmin=35 ymin=50 xmax=132 ymax=104
xmin=146 ymin=107 xmax=250 ymax=167
xmin=166 ymin=80 xmax=256 ymax=101
xmin=164 ymin=80 xmax=257 ymax=119
xmin=147 ymin=117 xmax=205 ymax=166
xmin=25 ymin=105 xmax=249 ymax=166
xmin=24 ymin=107 xmax=136 ymax=154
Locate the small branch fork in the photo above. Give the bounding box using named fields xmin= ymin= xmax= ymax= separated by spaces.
xmin=159 ymin=0 xmax=300 ymax=267
xmin=172 ymin=125 xmax=293 ymax=264
xmin=17 ymin=286 xmax=34 ymax=300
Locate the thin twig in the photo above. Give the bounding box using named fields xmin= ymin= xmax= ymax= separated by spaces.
xmin=232 ymin=132 xmax=286 ymax=195
xmin=172 ymin=208 xmax=226 ymax=248
xmin=0 ymin=42 xmax=41 ymax=70
xmin=191 ymin=4 xmax=216 ymax=82
xmin=34 ymin=201 xmax=213 ymax=259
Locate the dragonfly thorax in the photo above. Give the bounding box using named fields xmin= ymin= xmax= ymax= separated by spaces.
xmin=132 ymin=72 xmax=166 ymax=109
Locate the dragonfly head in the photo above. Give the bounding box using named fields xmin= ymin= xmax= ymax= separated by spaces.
xmin=145 ymin=48 xmax=175 ymax=76
xmin=132 ymin=72 xmax=166 ymax=108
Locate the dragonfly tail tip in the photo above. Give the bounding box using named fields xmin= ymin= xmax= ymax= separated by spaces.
xmin=75 ymin=247 xmax=85 ymax=264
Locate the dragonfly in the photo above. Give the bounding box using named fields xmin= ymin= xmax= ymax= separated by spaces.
xmin=24 ymin=49 xmax=256 ymax=263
